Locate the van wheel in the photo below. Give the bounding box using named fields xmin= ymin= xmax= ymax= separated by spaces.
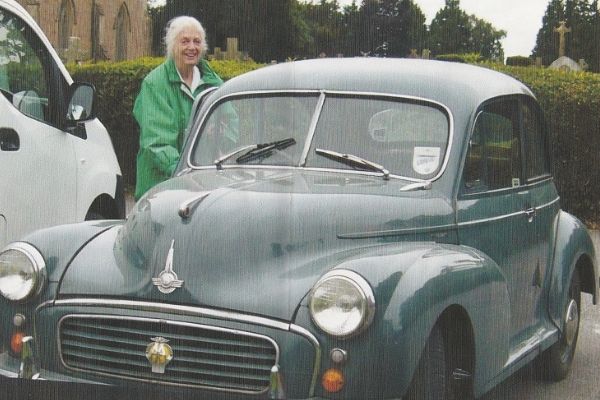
xmin=85 ymin=210 xmax=105 ymax=220
xmin=405 ymin=324 xmax=457 ymax=400
xmin=541 ymin=268 xmax=581 ymax=381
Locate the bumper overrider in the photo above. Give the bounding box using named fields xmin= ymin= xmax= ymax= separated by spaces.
xmin=0 ymin=298 xmax=324 ymax=399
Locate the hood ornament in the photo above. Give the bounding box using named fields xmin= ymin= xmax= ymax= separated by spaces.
xmin=145 ymin=337 xmax=173 ymax=374
xmin=152 ymin=240 xmax=184 ymax=294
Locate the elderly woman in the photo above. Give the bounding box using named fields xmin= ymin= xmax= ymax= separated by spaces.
xmin=133 ymin=16 xmax=222 ymax=200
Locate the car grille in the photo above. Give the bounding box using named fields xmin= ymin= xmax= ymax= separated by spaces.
xmin=59 ymin=315 xmax=278 ymax=393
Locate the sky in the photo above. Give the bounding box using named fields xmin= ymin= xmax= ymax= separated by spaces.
xmin=331 ymin=0 xmax=550 ymax=58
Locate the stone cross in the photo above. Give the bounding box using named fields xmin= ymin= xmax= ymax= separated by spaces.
xmin=554 ymin=21 xmax=571 ymax=58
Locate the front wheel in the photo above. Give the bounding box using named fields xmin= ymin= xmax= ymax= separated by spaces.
xmin=405 ymin=324 xmax=470 ymax=400
xmin=540 ymin=268 xmax=581 ymax=381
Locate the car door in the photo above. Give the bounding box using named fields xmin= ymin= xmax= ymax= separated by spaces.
xmin=520 ymin=97 xmax=558 ymax=326
xmin=456 ymin=97 xmax=542 ymax=351
xmin=0 ymin=7 xmax=76 ymax=247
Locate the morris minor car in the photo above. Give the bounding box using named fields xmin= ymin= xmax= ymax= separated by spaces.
xmin=0 ymin=58 xmax=597 ymax=399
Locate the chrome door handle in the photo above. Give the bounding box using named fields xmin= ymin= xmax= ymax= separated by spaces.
xmin=525 ymin=207 xmax=536 ymax=222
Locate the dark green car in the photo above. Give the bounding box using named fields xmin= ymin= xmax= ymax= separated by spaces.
xmin=0 ymin=58 xmax=597 ymax=399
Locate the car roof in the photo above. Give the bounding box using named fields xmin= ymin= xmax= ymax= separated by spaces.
xmin=216 ymin=58 xmax=535 ymax=112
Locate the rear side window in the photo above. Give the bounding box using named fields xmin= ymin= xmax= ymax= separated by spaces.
xmin=463 ymin=99 xmax=522 ymax=192
xmin=0 ymin=9 xmax=55 ymax=123
xmin=522 ymin=99 xmax=550 ymax=180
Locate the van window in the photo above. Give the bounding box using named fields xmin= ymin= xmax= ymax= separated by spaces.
xmin=0 ymin=9 xmax=53 ymax=123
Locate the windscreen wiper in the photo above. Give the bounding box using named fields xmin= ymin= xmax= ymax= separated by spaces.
xmin=236 ymin=138 xmax=296 ymax=164
xmin=315 ymin=148 xmax=390 ymax=180
xmin=214 ymin=138 xmax=296 ymax=169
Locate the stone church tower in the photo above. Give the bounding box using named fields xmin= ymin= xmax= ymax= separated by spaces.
xmin=17 ymin=0 xmax=151 ymax=62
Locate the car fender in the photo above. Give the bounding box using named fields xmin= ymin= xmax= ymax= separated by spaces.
xmin=311 ymin=242 xmax=510 ymax=397
xmin=548 ymin=211 xmax=597 ymax=330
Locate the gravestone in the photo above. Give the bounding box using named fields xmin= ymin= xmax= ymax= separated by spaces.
xmin=549 ymin=21 xmax=580 ymax=72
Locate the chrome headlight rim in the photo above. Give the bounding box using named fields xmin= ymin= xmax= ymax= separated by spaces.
xmin=309 ymin=269 xmax=376 ymax=339
xmin=0 ymin=242 xmax=47 ymax=302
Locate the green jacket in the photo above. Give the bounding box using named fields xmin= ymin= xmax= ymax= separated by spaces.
xmin=133 ymin=58 xmax=222 ymax=200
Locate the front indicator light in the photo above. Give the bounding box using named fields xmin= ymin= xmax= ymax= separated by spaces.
xmin=322 ymin=368 xmax=344 ymax=393
xmin=10 ymin=331 xmax=25 ymax=354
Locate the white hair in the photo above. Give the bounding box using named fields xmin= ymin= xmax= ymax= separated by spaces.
xmin=164 ymin=16 xmax=208 ymax=59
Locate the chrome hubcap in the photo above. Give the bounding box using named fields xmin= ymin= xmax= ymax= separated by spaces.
xmin=564 ymin=299 xmax=579 ymax=347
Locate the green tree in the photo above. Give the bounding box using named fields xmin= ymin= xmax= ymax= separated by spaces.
xmin=533 ymin=0 xmax=565 ymax=65
xmin=428 ymin=0 xmax=504 ymax=59
xmin=429 ymin=0 xmax=472 ymax=55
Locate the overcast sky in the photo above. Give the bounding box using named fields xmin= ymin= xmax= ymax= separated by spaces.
xmin=330 ymin=0 xmax=550 ymax=57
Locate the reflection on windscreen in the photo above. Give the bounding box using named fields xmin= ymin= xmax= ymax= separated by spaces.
xmin=192 ymin=95 xmax=319 ymax=166
xmin=191 ymin=94 xmax=449 ymax=179
xmin=307 ymin=96 xmax=449 ymax=180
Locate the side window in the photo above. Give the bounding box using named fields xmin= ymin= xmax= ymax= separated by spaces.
xmin=463 ymin=99 xmax=522 ymax=193
xmin=522 ymin=99 xmax=550 ymax=180
xmin=0 ymin=9 xmax=53 ymax=123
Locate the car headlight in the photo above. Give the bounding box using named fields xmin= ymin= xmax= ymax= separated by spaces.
xmin=309 ymin=270 xmax=375 ymax=338
xmin=0 ymin=242 xmax=46 ymax=301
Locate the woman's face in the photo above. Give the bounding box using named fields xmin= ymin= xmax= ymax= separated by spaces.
xmin=174 ymin=27 xmax=202 ymax=70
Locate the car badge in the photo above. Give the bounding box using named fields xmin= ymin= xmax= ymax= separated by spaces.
xmin=145 ymin=337 xmax=173 ymax=374
xmin=152 ymin=240 xmax=184 ymax=294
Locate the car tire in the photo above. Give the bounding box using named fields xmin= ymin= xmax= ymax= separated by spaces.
xmin=84 ymin=210 xmax=105 ymax=220
xmin=405 ymin=324 xmax=457 ymax=400
xmin=540 ymin=268 xmax=581 ymax=381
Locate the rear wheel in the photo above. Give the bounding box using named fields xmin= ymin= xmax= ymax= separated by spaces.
xmin=541 ymin=268 xmax=581 ymax=381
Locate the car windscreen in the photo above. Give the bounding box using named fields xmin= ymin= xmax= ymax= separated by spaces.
xmin=189 ymin=93 xmax=450 ymax=180
xmin=190 ymin=94 xmax=320 ymax=167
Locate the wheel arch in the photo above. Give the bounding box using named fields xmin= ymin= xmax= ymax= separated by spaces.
xmin=549 ymin=211 xmax=598 ymax=330
xmin=85 ymin=193 xmax=120 ymax=220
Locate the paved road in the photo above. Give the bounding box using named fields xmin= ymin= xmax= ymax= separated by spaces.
xmin=481 ymin=231 xmax=600 ymax=400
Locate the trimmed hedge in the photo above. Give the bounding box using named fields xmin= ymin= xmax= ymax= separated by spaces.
xmin=67 ymin=58 xmax=263 ymax=187
xmin=505 ymin=56 xmax=533 ymax=67
xmin=69 ymin=58 xmax=600 ymax=225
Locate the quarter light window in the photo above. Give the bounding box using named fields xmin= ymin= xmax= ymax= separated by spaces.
xmin=522 ymin=99 xmax=550 ymax=180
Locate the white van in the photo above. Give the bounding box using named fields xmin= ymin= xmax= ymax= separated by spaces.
xmin=0 ymin=0 xmax=124 ymax=247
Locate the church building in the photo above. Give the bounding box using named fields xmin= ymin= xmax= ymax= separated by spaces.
xmin=17 ymin=0 xmax=151 ymax=62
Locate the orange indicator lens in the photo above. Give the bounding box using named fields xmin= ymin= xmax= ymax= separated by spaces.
xmin=322 ymin=368 xmax=345 ymax=393
xmin=10 ymin=331 xmax=25 ymax=354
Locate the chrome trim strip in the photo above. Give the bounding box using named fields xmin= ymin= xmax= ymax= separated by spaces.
xmin=289 ymin=324 xmax=321 ymax=398
xmin=535 ymin=197 xmax=560 ymax=211
xmin=458 ymin=197 xmax=559 ymax=227
xmin=57 ymin=314 xmax=279 ymax=395
xmin=300 ymin=91 xmax=326 ymax=166
xmin=185 ymin=164 xmax=425 ymax=183
xmin=184 ymin=89 xmax=454 ymax=183
xmin=338 ymin=224 xmax=456 ymax=239
xmin=51 ymin=299 xmax=290 ymax=331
